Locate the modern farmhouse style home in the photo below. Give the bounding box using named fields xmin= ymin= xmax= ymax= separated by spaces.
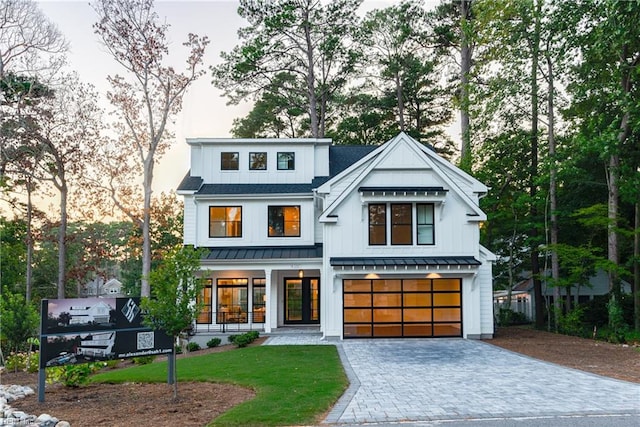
xmin=177 ymin=133 xmax=495 ymax=339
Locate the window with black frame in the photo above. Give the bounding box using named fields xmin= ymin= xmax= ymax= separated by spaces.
xmin=196 ymin=279 xmax=212 ymax=324
xmin=217 ymin=278 xmax=248 ymax=323
xmin=268 ymin=205 xmax=300 ymax=237
xmin=252 ymin=278 xmax=266 ymax=323
xmin=277 ymin=152 xmax=295 ymax=170
xmin=221 ymin=152 xmax=239 ymax=170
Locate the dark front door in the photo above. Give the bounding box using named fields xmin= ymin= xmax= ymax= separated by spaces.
xmin=284 ymin=278 xmax=319 ymax=324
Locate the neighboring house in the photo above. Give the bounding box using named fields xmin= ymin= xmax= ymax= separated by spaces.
xmin=177 ymin=133 xmax=495 ymax=339
xmin=68 ymin=301 xmax=113 ymax=325
xmin=493 ymin=269 xmax=632 ymax=321
xmin=81 ymin=278 xmax=125 ymax=297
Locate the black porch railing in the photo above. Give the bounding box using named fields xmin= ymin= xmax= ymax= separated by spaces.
xmin=195 ymin=311 xmax=266 ymax=333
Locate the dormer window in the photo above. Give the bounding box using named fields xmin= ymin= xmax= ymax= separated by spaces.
xmin=221 ymin=152 xmax=239 ymax=170
xmin=277 ymin=152 xmax=295 ymax=170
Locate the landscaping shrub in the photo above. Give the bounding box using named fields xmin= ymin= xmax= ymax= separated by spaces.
xmin=187 ymin=342 xmax=201 ymax=352
xmin=227 ymin=335 xmax=238 ymax=344
xmin=231 ymin=331 xmax=260 ymax=348
xmin=132 ymin=355 xmax=155 ymax=365
xmin=47 ymin=363 xmax=101 ymax=387
xmin=206 ymin=337 xmax=221 ymax=348
xmin=175 ymin=345 xmax=183 ymax=354
xmin=496 ymin=308 xmax=529 ymax=326
xmin=4 ymin=351 xmax=39 ymax=373
xmin=556 ymin=306 xmax=588 ymax=337
xmin=234 ymin=334 xmax=251 ymax=348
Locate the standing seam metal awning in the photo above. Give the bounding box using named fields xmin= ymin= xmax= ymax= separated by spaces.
xmin=330 ymin=256 xmax=481 ymax=269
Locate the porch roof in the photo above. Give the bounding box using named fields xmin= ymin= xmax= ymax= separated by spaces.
xmin=329 ymin=256 xmax=481 ymax=268
xmin=202 ymin=244 xmax=323 ymax=261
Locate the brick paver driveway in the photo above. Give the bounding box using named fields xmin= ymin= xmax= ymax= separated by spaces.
xmin=323 ymin=339 xmax=640 ymax=425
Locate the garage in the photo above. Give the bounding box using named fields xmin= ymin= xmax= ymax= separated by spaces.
xmin=343 ymin=278 xmax=462 ymax=338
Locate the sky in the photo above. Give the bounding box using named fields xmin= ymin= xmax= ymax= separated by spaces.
xmin=34 ymin=0 xmax=444 ymax=202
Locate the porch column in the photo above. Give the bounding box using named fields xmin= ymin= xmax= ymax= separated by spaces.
xmin=264 ymin=268 xmax=272 ymax=333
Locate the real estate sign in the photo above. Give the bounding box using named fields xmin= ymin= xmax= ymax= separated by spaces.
xmin=40 ymin=297 xmax=173 ymax=369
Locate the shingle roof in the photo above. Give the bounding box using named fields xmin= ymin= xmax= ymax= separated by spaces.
xmin=329 ymin=145 xmax=378 ymax=176
xmin=178 ymin=144 xmax=380 ymax=196
xmin=177 ymin=173 xmax=203 ymax=191
xmin=197 ymin=183 xmax=314 ymax=195
xmin=330 ymin=256 xmax=481 ymax=267
xmin=203 ymin=244 xmax=323 ymax=261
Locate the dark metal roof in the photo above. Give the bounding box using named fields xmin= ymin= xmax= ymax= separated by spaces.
xmin=203 ymin=244 xmax=323 ymax=261
xmin=177 ymin=173 xmax=203 ymax=191
xmin=197 ymin=183 xmax=315 ymax=195
xmin=330 ymin=256 xmax=481 ymax=267
xmin=359 ymin=186 xmax=448 ymax=193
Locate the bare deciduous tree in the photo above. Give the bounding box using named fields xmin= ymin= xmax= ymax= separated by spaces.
xmin=92 ymin=0 xmax=208 ymax=297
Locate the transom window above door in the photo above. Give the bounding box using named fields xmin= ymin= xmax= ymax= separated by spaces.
xmin=221 ymin=152 xmax=239 ymax=170
xmin=368 ymin=203 xmax=434 ymax=246
xmin=209 ymin=206 xmax=242 ymax=238
xmin=268 ymin=205 xmax=300 ymax=237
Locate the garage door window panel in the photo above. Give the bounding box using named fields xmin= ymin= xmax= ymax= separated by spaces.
xmin=433 ymin=308 xmax=461 ymax=322
xmin=433 ymin=293 xmax=461 ymax=306
xmin=404 ymin=293 xmax=431 ymax=306
xmin=373 ymin=293 xmax=401 ymax=306
xmin=374 ymin=324 xmax=402 ymax=337
xmin=404 ymin=308 xmax=432 ymax=322
xmin=345 ymin=324 xmax=372 ymax=337
xmin=404 ymin=324 xmax=433 ymax=336
xmin=433 ymin=324 xmax=461 ymax=336
xmin=344 ymin=308 xmax=372 ymax=322
xmin=344 ymin=293 xmax=371 ymax=307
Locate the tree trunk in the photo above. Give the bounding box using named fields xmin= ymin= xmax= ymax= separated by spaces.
xmin=25 ymin=178 xmax=34 ymax=302
xmin=141 ymin=156 xmax=154 ymax=298
xmin=547 ymin=51 xmax=560 ymax=331
xmin=57 ymin=182 xmax=68 ymax=299
xmin=302 ymin=7 xmax=319 ymax=138
xmin=395 ymin=71 xmax=405 ymax=131
xmin=634 ymin=199 xmax=639 ymax=331
xmin=459 ymin=0 xmax=472 ymax=172
xmin=530 ymin=0 xmax=543 ymax=328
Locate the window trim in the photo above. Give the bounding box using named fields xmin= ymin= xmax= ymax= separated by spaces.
xmin=277 ymin=152 xmax=295 ymax=170
xmin=268 ymin=205 xmax=301 ymax=237
xmin=209 ymin=206 xmax=242 ymax=238
xmin=249 ymin=152 xmax=267 ymax=170
xmin=221 ymin=152 xmax=239 ymax=170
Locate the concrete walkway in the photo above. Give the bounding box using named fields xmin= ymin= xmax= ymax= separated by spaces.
xmin=263 ymin=336 xmax=640 ymax=425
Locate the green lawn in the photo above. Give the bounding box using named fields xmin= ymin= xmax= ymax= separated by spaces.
xmin=91 ymin=345 xmax=348 ymax=426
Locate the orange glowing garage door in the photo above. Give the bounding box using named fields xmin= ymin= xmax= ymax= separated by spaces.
xmin=343 ymin=278 xmax=462 ymax=338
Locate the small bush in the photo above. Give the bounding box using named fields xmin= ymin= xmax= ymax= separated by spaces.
xmin=175 ymin=345 xmax=183 ymax=354
xmin=187 ymin=342 xmax=201 ymax=352
xmin=47 ymin=363 xmax=101 ymax=387
xmin=132 ymin=355 xmax=155 ymax=365
xmin=497 ymin=308 xmax=529 ymax=326
xmin=227 ymin=335 xmax=238 ymax=344
xmin=231 ymin=331 xmax=260 ymax=348
xmin=4 ymin=351 xmax=39 ymax=373
xmin=206 ymin=337 xmax=221 ymax=348
xmin=234 ymin=335 xmax=251 ymax=348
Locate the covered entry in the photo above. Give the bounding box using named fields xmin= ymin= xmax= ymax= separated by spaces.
xmin=284 ymin=277 xmax=320 ymax=324
xmin=343 ymin=278 xmax=462 ymax=338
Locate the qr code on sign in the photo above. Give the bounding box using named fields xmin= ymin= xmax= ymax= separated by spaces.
xmin=137 ymin=331 xmax=154 ymax=350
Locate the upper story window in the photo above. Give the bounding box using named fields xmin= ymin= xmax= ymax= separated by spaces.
xmin=268 ymin=205 xmax=300 ymax=237
xmin=368 ymin=203 xmax=435 ymax=246
xmin=391 ymin=204 xmax=412 ymax=245
xmin=249 ymin=152 xmax=267 ymax=170
xmin=209 ymin=206 xmax=242 ymax=238
xmin=368 ymin=204 xmax=386 ymax=245
xmin=221 ymin=152 xmax=239 ymax=170
xmin=277 ymin=152 xmax=295 ymax=170
xmin=417 ymin=204 xmax=435 ymax=245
